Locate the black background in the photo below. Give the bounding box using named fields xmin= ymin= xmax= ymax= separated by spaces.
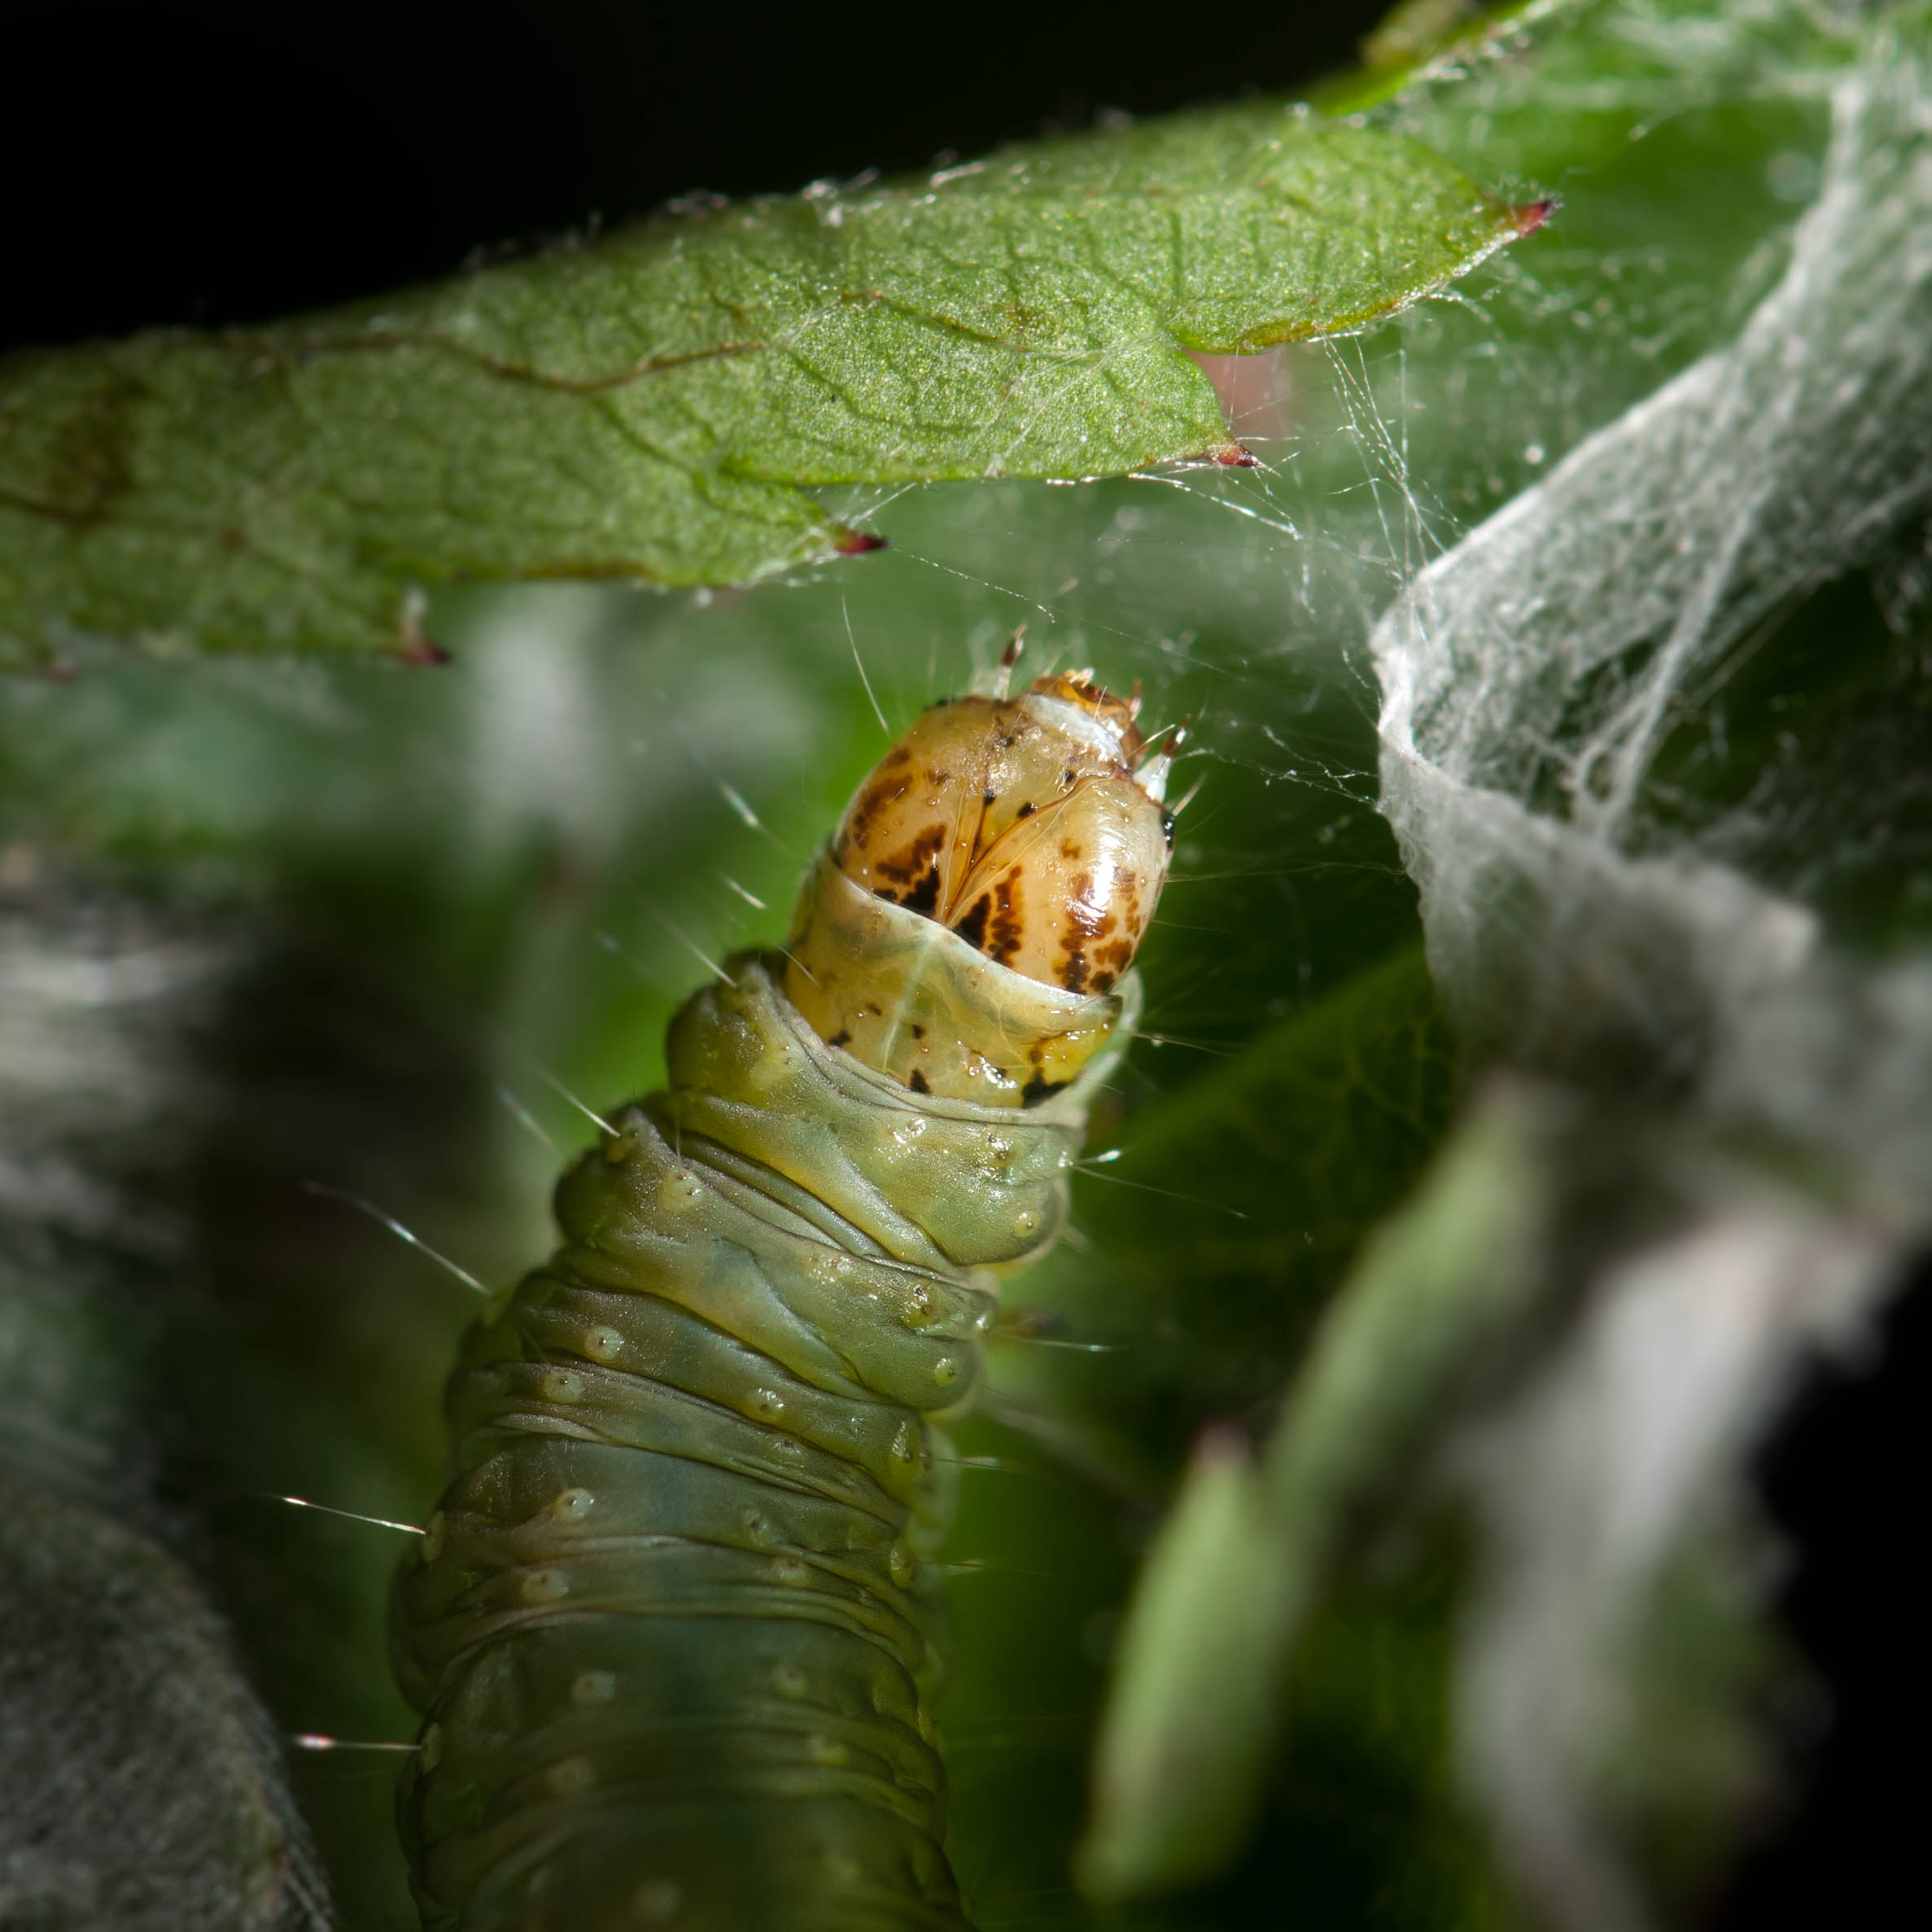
xmin=5 ymin=3 xmax=1921 ymax=1925
xmin=9 ymin=0 xmax=1384 ymax=352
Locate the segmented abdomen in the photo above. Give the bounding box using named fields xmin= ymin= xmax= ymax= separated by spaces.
xmin=392 ymin=961 xmax=1099 ymax=1930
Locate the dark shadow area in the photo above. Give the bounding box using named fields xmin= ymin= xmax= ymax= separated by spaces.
xmin=7 ymin=0 xmax=1385 ymax=352
xmin=1712 ymin=1258 xmax=1932 ymax=1927
xmin=174 ymin=913 xmax=512 ymax=1930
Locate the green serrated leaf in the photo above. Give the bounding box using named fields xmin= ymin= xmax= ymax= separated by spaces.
xmin=0 ymin=110 xmax=1537 ymax=667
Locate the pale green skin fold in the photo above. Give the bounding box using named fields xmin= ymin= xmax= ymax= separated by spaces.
xmin=392 ymin=951 xmax=1135 ymax=1930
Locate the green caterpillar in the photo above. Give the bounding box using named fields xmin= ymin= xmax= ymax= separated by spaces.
xmin=392 ymin=665 xmax=1173 ymax=1930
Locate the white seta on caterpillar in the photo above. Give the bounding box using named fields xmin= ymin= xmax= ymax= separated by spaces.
xmin=392 ymin=661 xmax=1173 ymax=1930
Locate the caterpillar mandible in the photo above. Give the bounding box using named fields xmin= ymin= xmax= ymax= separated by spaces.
xmin=392 ymin=653 xmax=1174 ymax=1930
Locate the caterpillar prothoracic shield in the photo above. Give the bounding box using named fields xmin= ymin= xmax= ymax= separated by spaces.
xmin=392 ymin=665 xmax=1173 ymax=1930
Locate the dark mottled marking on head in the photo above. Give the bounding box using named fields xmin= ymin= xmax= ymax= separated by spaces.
xmin=908 ymin=1070 xmax=930 ymax=1095
xmin=874 ymin=824 xmax=944 ymax=886
xmin=982 ymin=789 xmax=996 ymax=806
xmin=828 ymin=1029 xmax=852 ymax=1049
xmin=952 ymin=895 xmax=991 ymax=952
xmin=1016 ymin=802 xmax=1036 ymax=820
xmin=841 ymin=745 xmax=916 ymax=853
xmin=874 ymin=825 xmax=946 ymax=915
xmin=987 ymin=874 xmax=1024 ymax=968
xmin=910 ymin=1024 xmax=926 ymax=1040
xmin=1021 ymin=1074 xmax=1066 ymax=1106
xmin=1060 ymin=840 xmax=1082 ymax=861
xmin=1059 ymin=873 xmax=1122 ymax=994
xmin=899 ymin=862 xmax=942 ymax=916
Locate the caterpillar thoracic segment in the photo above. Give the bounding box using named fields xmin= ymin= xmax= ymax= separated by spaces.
xmin=392 ymin=663 xmax=1173 ymax=1930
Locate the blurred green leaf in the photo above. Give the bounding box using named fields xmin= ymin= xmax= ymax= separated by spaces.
xmin=0 ymin=113 xmax=1535 ymax=668
xmin=999 ymin=945 xmax=1458 ymax=1485
xmin=1079 ymin=1083 xmax=1562 ymax=1898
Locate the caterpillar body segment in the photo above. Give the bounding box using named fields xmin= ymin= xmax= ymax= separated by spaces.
xmin=395 ymin=671 xmax=1169 ymax=1928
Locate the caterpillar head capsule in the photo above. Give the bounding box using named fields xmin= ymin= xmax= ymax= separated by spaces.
xmin=785 ymin=667 xmax=1173 ymax=1107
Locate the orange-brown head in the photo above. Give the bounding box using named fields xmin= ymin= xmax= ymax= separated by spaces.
xmin=828 ymin=671 xmax=1169 ymax=997
xmin=785 ymin=670 xmax=1174 ymax=1106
